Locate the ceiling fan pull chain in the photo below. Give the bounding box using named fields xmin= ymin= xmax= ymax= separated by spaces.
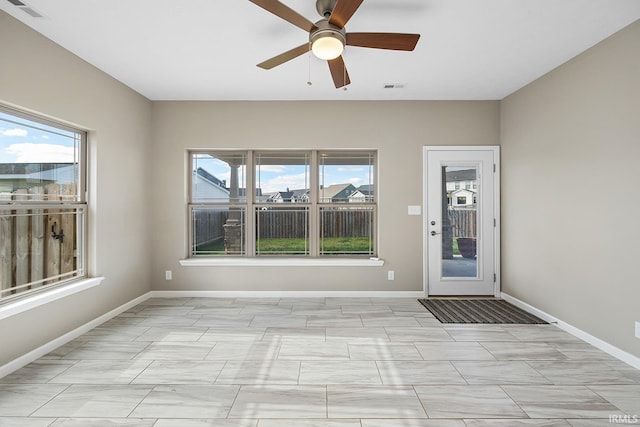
xmin=343 ymin=57 xmax=348 ymax=91
xmin=307 ymin=43 xmax=313 ymax=86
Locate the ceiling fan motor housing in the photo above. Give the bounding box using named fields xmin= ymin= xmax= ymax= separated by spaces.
xmin=310 ymin=19 xmax=346 ymax=46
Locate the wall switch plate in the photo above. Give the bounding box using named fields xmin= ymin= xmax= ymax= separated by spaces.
xmin=636 ymin=321 xmax=640 ymax=339
xmin=387 ymin=270 xmax=395 ymax=281
xmin=408 ymin=205 xmax=421 ymax=216
xmin=165 ymin=270 xmax=172 ymax=281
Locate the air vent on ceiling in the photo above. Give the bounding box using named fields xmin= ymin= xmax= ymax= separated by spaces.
xmin=383 ymin=83 xmax=406 ymax=89
xmin=6 ymin=0 xmax=45 ymax=18
xmin=20 ymin=7 xmax=43 ymax=17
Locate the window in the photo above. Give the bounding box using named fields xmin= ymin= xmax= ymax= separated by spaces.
xmin=190 ymin=152 xmax=246 ymax=256
xmin=188 ymin=150 xmax=376 ymax=257
xmin=0 ymin=106 xmax=87 ymax=302
xmin=457 ymin=196 xmax=467 ymax=205
xmin=255 ymin=152 xmax=310 ymax=255
xmin=318 ymin=151 xmax=375 ymax=255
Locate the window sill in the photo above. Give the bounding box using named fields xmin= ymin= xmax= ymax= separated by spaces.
xmin=179 ymin=257 xmax=385 ymax=267
xmin=0 ymin=277 xmax=105 ymax=321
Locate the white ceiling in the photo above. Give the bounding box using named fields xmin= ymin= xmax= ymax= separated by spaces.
xmin=2 ymin=0 xmax=640 ymax=101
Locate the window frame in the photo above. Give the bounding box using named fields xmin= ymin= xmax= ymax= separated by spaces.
xmin=0 ymin=104 xmax=89 ymax=304
xmin=187 ymin=149 xmax=378 ymax=259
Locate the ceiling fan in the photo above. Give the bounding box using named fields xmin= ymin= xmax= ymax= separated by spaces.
xmin=250 ymin=0 xmax=421 ymax=88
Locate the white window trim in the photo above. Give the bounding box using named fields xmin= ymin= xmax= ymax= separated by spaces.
xmin=188 ymin=149 xmax=378 ymax=259
xmin=179 ymin=257 xmax=384 ymax=267
xmin=0 ymin=104 xmax=91 ymax=305
xmin=0 ymin=277 xmax=104 ymax=321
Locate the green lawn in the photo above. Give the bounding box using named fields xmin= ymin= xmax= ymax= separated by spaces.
xmin=197 ymin=236 xmax=459 ymax=255
xmin=258 ymin=238 xmax=308 ymax=254
xmin=321 ymin=237 xmax=372 ymax=253
xmin=452 ymin=238 xmax=460 ymax=255
xmin=195 ymin=237 xmax=372 ymax=255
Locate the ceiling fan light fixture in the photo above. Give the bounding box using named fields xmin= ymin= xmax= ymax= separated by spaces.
xmin=309 ymin=21 xmax=346 ymax=60
xmin=311 ymin=33 xmax=344 ymax=60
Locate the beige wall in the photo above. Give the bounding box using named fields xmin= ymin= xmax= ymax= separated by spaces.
xmin=0 ymin=11 xmax=152 ymax=364
xmin=150 ymin=101 xmax=499 ymax=292
xmin=501 ymin=20 xmax=640 ymax=357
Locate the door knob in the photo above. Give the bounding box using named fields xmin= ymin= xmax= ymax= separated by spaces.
xmin=430 ymin=230 xmax=441 ymax=236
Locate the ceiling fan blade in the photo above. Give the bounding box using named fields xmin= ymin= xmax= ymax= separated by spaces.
xmin=329 ymin=0 xmax=364 ymax=28
xmin=249 ymin=0 xmax=318 ymax=32
xmin=257 ymin=43 xmax=310 ymax=69
xmin=346 ymin=32 xmax=420 ymax=51
xmin=328 ymin=56 xmax=351 ymax=88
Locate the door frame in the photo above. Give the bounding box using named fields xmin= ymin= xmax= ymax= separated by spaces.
xmin=422 ymin=146 xmax=501 ymax=297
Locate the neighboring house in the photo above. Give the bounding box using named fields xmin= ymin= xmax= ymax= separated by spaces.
xmin=445 ymin=169 xmax=476 ymax=192
xmin=348 ymin=189 xmax=367 ymax=203
xmin=357 ymin=184 xmax=374 ymax=201
xmin=0 ymin=163 xmax=76 ymax=193
xmin=320 ymin=183 xmax=356 ymax=203
xmin=267 ymin=191 xmax=294 ymax=203
xmin=192 ymin=167 xmax=229 ymax=201
xmin=266 ymin=188 xmax=309 ymax=203
xmin=291 ymin=188 xmax=310 ymax=203
xmin=450 ymin=188 xmax=477 ymax=207
xmin=264 ymin=184 xmax=367 ymax=203
xmin=445 ymin=169 xmax=477 ymax=207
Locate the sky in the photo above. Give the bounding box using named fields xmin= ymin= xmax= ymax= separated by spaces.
xmin=0 ymin=112 xmax=77 ymax=164
xmin=194 ymin=154 xmax=373 ymax=194
xmin=2 ymin=111 xmax=371 ymax=194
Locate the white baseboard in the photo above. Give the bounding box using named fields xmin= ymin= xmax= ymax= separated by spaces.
xmin=0 ymin=292 xmax=152 ymax=378
xmin=502 ymin=292 xmax=640 ymax=370
xmin=148 ymin=290 xmax=426 ymax=299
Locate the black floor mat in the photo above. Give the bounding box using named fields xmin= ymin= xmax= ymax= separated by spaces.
xmin=418 ymin=298 xmax=547 ymax=324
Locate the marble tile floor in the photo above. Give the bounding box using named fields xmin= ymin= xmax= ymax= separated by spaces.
xmin=1 ymin=297 xmax=639 ymax=427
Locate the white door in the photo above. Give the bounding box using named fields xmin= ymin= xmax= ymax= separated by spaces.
xmin=424 ymin=147 xmax=500 ymax=296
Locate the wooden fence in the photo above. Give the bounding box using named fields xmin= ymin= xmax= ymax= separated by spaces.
xmin=257 ymin=208 xmax=373 ymax=239
xmin=449 ymin=208 xmax=476 ymax=238
xmin=320 ymin=209 xmax=373 ymax=238
xmin=192 ymin=209 xmax=228 ymax=246
xmin=0 ymin=184 xmax=79 ymax=295
xmin=193 ymin=207 xmax=373 ymax=245
xmin=256 ymin=209 xmax=308 ymax=239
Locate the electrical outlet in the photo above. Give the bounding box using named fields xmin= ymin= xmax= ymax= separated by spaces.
xmin=635 ymin=321 xmax=640 ymax=339
xmin=165 ymin=270 xmax=172 ymax=281
xmin=387 ymin=270 xmax=395 ymax=281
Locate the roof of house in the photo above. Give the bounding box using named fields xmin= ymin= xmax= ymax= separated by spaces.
xmin=357 ymin=184 xmax=374 ymax=196
xmin=452 ymin=188 xmax=477 ymax=195
xmin=291 ymin=189 xmax=309 ymax=198
xmin=195 ymin=167 xmax=227 ymax=188
xmin=446 ymin=169 xmax=476 ymax=182
xmin=320 ymin=183 xmax=356 ymax=200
